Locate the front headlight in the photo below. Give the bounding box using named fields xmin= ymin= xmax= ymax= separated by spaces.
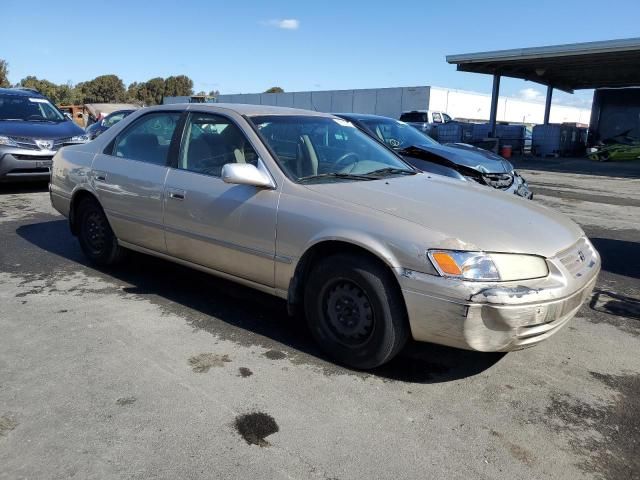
xmin=68 ymin=135 xmax=89 ymax=144
xmin=0 ymin=135 xmax=18 ymax=147
xmin=428 ymin=250 xmax=548 ymax=282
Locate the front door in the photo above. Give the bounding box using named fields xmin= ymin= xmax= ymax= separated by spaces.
xmin=92 ymin=111 xmax=182 ymax=253
xmin=163 ymin=112 xmax=279 ymax=287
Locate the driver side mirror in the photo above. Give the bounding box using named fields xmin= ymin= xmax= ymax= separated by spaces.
xmin=221 ymin=163 xmax=273 ymax=188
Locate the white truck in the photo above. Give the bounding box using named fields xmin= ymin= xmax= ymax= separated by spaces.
xmin=399 ymin=110 xmax=452 ymax=135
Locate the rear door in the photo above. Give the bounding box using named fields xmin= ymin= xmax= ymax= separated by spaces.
xmin=163 ymin=111 xmax=279 ymax=286
xmin=91 ymin=111 xmax=182 ymax=253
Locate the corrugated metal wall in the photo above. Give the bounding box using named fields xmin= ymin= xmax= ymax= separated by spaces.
xmin=217 ymin=86 xmax=431 ymax=119
xmin=217 ymin=86 xmax=591 ymax=124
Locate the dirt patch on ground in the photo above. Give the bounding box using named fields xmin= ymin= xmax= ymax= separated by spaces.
xmin=489 ymin=430 xmax=535 ymax=466
xmin=188 ymin=353 xmax=231 ymax=373
xmin=0 ymin=416 xmax=18 ymax=437
xmin=234 ymin=412 xmax=279 ymax=447
xmin=263 ymin=350 xmax=286 ymax=360
xmin=116 ymin=396 xmax=137 ymax=406
xmin=238 ymin=367 xmax=253 ymax=378
xmin=540 ymin=371 xmax=640 ymax=480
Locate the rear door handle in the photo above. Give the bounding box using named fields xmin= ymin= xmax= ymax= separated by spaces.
xmin=94 ymin=171 xmax=107 ymax=182
xmin=167 ymin=188 xmax=186 ymax=200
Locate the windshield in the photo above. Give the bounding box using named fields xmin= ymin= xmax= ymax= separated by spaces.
xmin=361 ymin=118 xmax=439 ymax=149
xmin=0 ymin=94 xmax=66 ymax=122
xmin=251 ymin=115 xmax=415 ymax=182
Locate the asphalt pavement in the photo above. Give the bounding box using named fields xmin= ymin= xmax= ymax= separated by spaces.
xmin=1 ymin=162 xmax=639 ymax=480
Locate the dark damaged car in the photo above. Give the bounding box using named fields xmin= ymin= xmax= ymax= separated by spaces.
xmin=336 ymin=113 xmax=532 ymax=199
xmin=0 ymin=88 xmax=88 ymax=182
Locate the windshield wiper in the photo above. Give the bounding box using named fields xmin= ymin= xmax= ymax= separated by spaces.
xmin=298 ymin=172 xmax=376 ymax=183
xmin=363 ymin=167 xmax=417 ymax=177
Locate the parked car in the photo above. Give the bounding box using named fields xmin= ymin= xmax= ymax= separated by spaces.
xmin=86 ymin=109 xmax=137 ymax=140
xmin=336 ymin=113 xmax=532 ymax=199
xmin=50 ymin=104 xmax=600 ymax=369
xmin=0 ymin=88 xmax=89 ymax=182
xmin=399 ymin=109 xmax=452 ymax=135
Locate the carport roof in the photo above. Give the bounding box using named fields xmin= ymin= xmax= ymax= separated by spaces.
xmin=446 ymin=37 xmax=640 ymax=93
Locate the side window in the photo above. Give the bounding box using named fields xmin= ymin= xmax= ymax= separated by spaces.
xmin=104 ymin=112 xmax=125 ymax=127
xmin=443 ymin=113 xmax=452 ymax=122
xmin=432 ymin=112 xmax=442 ymax=123
xmin=113 ymin=112 xmax=180 ymax=165
xmin=178 ymin=113 xmax=258 ymax=177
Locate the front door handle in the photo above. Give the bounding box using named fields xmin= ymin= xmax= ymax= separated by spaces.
xmin=167 ymin=188 xmax=186 ymax=200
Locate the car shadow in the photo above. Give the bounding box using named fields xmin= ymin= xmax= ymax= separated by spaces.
xmin=590 ymin=289 xmax=640 ymax=320
xmin=590 ymin=237 xmax=640 ymax=280
xmin=16 ymin=219 xmax=505 ymax=384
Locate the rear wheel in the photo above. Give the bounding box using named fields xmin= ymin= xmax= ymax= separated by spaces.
xmin=304 ymin=254 xmax=409 ymax=369
xmin=76 ymin=198 xmax=124 ymax=266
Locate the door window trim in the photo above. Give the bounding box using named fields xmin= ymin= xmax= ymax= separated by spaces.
xmin=173 ymin=111 xmax=275 ymax=186
xmin=103 ymin=110 xmax=187 ymax=168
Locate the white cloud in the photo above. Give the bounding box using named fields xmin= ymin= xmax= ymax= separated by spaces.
xmin=518 ymin=87 xmax=544 ymax=101
xmin=263 ymin=18 xmax=300 ymax=30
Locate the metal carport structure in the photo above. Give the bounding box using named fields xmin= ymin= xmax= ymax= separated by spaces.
xmin=446 ymin=38 xmax=640 ymax=135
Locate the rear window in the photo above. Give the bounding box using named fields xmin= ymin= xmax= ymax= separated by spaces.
xmin=399 ymin=112 xmax=428 ymax=123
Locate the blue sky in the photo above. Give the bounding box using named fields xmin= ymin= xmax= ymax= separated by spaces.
xmin=3 ymin=0 xmax=640 ymax=107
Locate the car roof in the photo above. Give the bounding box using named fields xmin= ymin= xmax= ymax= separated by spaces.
xmin=335 ymin=113 xmax=400 ymax=122
xmin=0 ymin=87 xmax=45 ymax=97
xmin=145 ymin=102 xmax=335 ymax=118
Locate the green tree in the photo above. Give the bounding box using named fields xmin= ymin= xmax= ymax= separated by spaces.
xmin=126 ymin=82 xmax=141 ymax=102
xmin=264 ymin=86 xmax=284 ymax=93
xmin=19 ymin=76 xmax=59 ymax=101
xmin=79 ymin=75 xmax=126 ymax=103
xmin=0 ymin=59 xmax=9 ymax=88
xmin=56 ymin=82 xmax=82 ymax=105
xmin=136 ymin=77 xmax=165 ymax=105
xmin=164 ymin=75 xmax=193 ymax=97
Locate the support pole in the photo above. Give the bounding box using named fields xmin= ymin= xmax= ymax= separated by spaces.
xmin=544 ymin=86 xmax=553 ymax=125
xmin=489 ymin=74 xmax=501 ymax=137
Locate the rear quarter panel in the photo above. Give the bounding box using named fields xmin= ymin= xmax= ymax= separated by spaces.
xmin=50 ymin=144 xmax=98 ymax=217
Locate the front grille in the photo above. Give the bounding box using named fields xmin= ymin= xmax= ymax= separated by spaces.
xmin=557 ymin=237 xmax=595 ymax=277
xmin=482 ymin=173 xmax=514 ymax=190
xmin=12 ymin=154 xmax=54 ymax=161
xmin=54 ymin=137 xmax=72 ymax=148
xmin=10 ymin=136 xmax=40 ymax=150
xmin=8 ymin=136 xmax=71 ymax=151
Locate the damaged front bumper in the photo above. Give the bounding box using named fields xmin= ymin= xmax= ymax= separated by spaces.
xmin=397 ymin=237 xmax=600 ymax=352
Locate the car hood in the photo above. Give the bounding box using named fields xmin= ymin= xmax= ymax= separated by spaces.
xmin=304 ymin=174 xmax=582 ymax=258
xmin=0 ymin=119 xmax=85 ymax=139
xmin=408 ymin=143 xmax=512 ymax=173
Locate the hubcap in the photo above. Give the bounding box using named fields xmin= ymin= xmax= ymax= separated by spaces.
xmin=323 ymin=280 xmax=374 ymax=346
xmin=84 ymin=211 xmax=107 ymax=253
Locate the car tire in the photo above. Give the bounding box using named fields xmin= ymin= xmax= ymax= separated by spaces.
xmin=76 ymin=198 xmax=125 ymax=266
xmin=304 ymin=254 xmax=409 ymax=369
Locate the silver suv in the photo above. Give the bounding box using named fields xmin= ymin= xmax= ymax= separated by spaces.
xmin=0 ymin=88 xmax=88 ymax=183
xmin=50 ymin=104 xmax=600 ymax=368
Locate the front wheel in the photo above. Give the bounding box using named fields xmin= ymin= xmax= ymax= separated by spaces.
xmin=76 ymin=198 xmax=125 ymax=266
xmin=304 ymin=254 xmax=409 ymax=369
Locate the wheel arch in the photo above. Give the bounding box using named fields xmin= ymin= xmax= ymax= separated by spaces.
xmin=286 ymin=237 xmax=405 ymax=316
